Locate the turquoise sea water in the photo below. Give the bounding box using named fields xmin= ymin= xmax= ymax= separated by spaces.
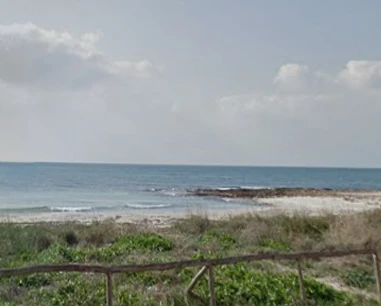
xmin=0 ymin=163 xmax=380 ymax=215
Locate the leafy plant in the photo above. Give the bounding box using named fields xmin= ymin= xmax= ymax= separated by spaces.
xmin=340 ymin=267 xmax=375 ymax=289
xmin=198 ymin=229 xmax=236 ymax=250
xmin=64 ymin=231 xmax=79 ymax=246
xmin=115 ymin=233 xmax=173 ymax=252
xmin=257 ymin=238 xmax=292 ymax=252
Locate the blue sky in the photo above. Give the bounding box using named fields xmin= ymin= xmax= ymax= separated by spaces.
xmin=0 ymin=1 xmax=380 ymax=167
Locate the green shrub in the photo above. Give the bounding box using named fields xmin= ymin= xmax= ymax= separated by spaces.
xmin=115 ymin=233 xmax=173 ymax=252
xmin=274 ymin=215 xmax=330 ymax=239
xmin=173 ymin=215 xmax=213 ymax=234
xmin=192 ymin=265 xmax=354 ymax=306
xmin=64 ymin=231 xmax=79 ymax=246
xmin=257 ymin=238 xmax=292 ymax=252
xmin=34 ymin=233 xmax=53 ymax=252
xmin=340 ymin=267 xmax=375 ymax=289
xmin=198 ymin=229 xmax=236 ymax=250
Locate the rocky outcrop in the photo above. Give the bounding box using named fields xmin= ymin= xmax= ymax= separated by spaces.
xmin=190 ymin=187 xmax=340 ymax=199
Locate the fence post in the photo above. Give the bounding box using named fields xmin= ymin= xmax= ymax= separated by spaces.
xmin=373 ymin=252 xmax=381 ymax=302
xmin=106 ymin=271 xmax=113 ymax=306
xmin=297 ymin=260 xmax=307 ymax=306
xmin=207 ymin=265 xmax=216 ymax=306
xmin=186 ymin=266 xmax=208 ymax=294
xmin=186 ymin=266 xmax=208 ymax=305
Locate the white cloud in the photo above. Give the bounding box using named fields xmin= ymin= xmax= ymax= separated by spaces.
xmin=215 ymin=59 xmax=381 ymax=166
xmin=274 ymin=63 xmax=310 ymax=92
xmin=274 ymin=63 xmax=337 ymax=94
xmin=108 ymin=60 xmax=159 ymax=78
xmin=221 ymin=59 xmax=381 ymax=120
xmin=0 ymin=23 xmax=158 ymax=89
xmin=338 ymin=60 xmax=381 ymax=89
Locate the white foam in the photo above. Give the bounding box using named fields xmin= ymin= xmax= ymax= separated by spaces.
xmin=163 ymin=192 xmax=177 ymax=196
xmin=240 ymin=186 xmax=271 ymax=190
xmin=217 ymin=186 xmax=271 ymax=191
xmin=149 ymin=188 xmax=186 ymax=196
xmin=159 ymin=189 xmax=181 ymax=196
xmin=125 ymin=203 xmax=172 ymax=209
xmin=50 ymin=206 xmax=92 ymax=212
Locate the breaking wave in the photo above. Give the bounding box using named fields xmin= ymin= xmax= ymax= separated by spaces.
xmin=124 ymin=203 xmax=172 ymax=209
xmin=146 ymin=188 xmax=186 ymax=197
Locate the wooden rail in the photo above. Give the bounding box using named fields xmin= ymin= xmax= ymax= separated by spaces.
xmin=0 ymin=248 xmax=380 ymax=305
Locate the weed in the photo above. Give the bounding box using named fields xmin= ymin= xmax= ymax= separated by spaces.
xmin=340 ymin=267 xmax=376 ymax=289
xmin=115 ymin=233 xmax=173 ymax=252
xmin=257 ymin=238 xmax=292 ymax=252
xmin=64 ymin=231 xmax=79 ymax=246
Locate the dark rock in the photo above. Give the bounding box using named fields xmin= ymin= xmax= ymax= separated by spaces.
xmin=189 ymin=187 xmax=342 ymax=199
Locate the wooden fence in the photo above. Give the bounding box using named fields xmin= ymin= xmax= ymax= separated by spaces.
xmin=1 ymin=248 xmax=380 ymax=306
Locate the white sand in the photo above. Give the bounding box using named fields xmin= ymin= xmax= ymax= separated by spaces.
xmin=256 ymin=196 xmax=381 ymax=215
xmin=0 ymin=206 xmax=260 ymax=226
xmin=1 ymin=191 xmax=381 ymax=226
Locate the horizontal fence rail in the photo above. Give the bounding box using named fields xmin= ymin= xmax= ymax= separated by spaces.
xmin=0 ymin=248 xmax=375 ymax=276
xmin=0 ymin=248 xmax=380 ymax=306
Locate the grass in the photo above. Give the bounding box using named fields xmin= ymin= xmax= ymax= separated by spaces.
xmin=340 ymin=267 xmax=376 ymax=289
xmin=1 ymin=210 xmax=381 ymax=305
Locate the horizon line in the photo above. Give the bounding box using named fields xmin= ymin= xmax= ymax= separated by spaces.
xmin=0 ymin=160 xmax=380 ymax=170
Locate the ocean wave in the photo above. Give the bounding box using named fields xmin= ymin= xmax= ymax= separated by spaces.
xmin=0 ymin=206 xmax=50 ymax=213
xmin=240 ymin=186 xmax=271 ymax=190
xmin=0 ymin=202 xmax=173 ymax=214
xmin=160 ymin=190 xmax=181 ymax=196
xmin=148 ymin=186 xmax=270 ymax=195
xmin=216 ymin=186 xmax=272 ymax=191
xmin=0 ymin=205 xmax=99 ymax=214
xmin=50 ymin=206 xmax=92 ymax=212
xmin=146 ymin=188 xmax=186 ymax=197
xmin=124 ymin=203 xmax=172 ymax=209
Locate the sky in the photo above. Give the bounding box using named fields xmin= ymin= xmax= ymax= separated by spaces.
xmin=0 ymin=0 xmax=380 ymax=167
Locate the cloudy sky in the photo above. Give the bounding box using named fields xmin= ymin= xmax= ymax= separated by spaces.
xmin=0 ymin=1 xmax=380 ymax=167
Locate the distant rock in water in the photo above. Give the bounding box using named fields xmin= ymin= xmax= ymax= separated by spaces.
xmin=190 ymin=187 xmax=340 ymax=199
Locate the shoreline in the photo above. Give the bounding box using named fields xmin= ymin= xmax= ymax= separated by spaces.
xmin=2 ymin=188 xmax=381 ymax=225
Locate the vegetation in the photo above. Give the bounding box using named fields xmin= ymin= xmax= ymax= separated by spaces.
xmin=1 ymin=210 xmax=381 ymax=305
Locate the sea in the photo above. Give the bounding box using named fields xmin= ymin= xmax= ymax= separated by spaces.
xmin=0 ymin=162 xmax=381 ymax=216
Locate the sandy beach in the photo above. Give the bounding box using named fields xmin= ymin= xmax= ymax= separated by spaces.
xmin=2 ymin=189 xmax=381 ymax=226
